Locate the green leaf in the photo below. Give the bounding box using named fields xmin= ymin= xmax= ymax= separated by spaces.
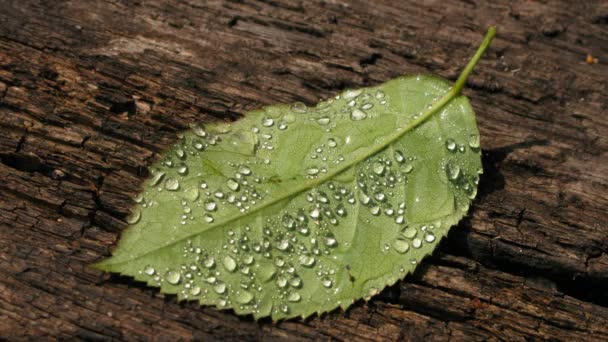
xmin=94 ymin=28 xmax=496 ymax=320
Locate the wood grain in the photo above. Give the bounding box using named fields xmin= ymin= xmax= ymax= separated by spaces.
xmin=0 ymin=0 xmax=606 ymax=340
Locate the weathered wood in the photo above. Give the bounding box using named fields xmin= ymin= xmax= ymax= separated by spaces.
xmin=0 ymin=0 xmax=606 ymax=340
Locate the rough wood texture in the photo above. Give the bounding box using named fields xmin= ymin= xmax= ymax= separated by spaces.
xmin=1 ymin=0 xmax=607 ymax=340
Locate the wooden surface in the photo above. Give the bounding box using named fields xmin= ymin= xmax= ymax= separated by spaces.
xmin=1 ymin=0 xmax=607 ymax=340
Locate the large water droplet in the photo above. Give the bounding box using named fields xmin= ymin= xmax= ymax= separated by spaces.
xmin=126 ymin=210 xmax=141 ymax=224
xmin=446 ymin=162 xmax=461 ymax=180
xmin=359 ymin=191 xmax=371 ymax=205
xmin=203 ymin=256 xmax=215 ymax=268
xmin=165 ymin=270 xmax=181 ymax=285
xmin=238 ymin=165 xmax=251 ymax=176
xmin=184 ymin=188 xmax=200 ymax=201
xmin=290 ymin=102 xmax=307 ymax=113
xmin=344 ymin=89 xmax=362 ymax=99
xmin=402 ymin=227 xmax=417 ymax=239
xmin=190 ymin=286 xmax=201 ymax=296
xmin=350 ymin=108 xmax=367 ymax=121
xmin=394 ymin=151 xmax=405 ymax=163
xmin=227 ymin=179 xmax=240 ymax=191
xmin=288 ymin=292 xmax=301 ymax=302
xmin=150 ymin=171 xmax=166 ymax=186
xmin=425 ymin=233 xmax=436 ymax=243
xmin=190 ymin=123 xmax=207 ymax=137
xmin=324 ymin=234 xmax=337 ymax=247
xmin=165 ymin=178 xmax=180 ymax=191
xmin=393 ymin=239 xmax=410 ymax=253
xmin=177 ymin=163 xmax=188 ymax=175
xmin=321 ymin=277 xmax=333 ymax=288
xmin=143 ymin=265 xmax=155 ymax=276
xmin=214 ymin=282 xmax=226 ymax=294
xmin=372 ymin=162 xmax=385 ymax=175
xmin=223 ymin=256 xmax=237 ymax=272
xmin=205 ymin=201 xmax=217 ymax=211
xmin=299 ymin=255 xmax=315 ymax=267
xmin=262 ymin=118 xmax=274 ymax=127
xmin=412 ymin=237 xmax=422 ymax=249
xmin=235 ymin=290 xmax=254 ymax=304
xmin=327 ymin=138 xmax=338 ymax=148
xmin=306 ymin=167 xmax=320 ymax=176
xmin=317 ymin=117 xmax=330 ymax=125
xmin=445 ymin=139 xmax=457 ymax=152
xmin=282 ymin=214 xmax=296 ymax=229
xmin=468 ymin=134 xmax=480 ymax=149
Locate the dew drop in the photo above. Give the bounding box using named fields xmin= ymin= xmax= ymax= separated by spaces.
xmin=327 ymin=138 xmax=338 ymax=148
xmin=277 ymin=239 xmax=290 ymax=251
xmin=394 ymin=151 xmax=405 ymax=163
xmin=299 ymin=255 xmax=315 ymax=267
xmin=126 ymin=210 xmax=141 ymax=224
xmin=425 ymin=233 xmax=436 ymax=243
xmin=205 ymin=201 xmax=217 ymax=211
xmin=280 ymin=304 xmax=289 ymax=313
xmin=350 ymin=108 xmax=367 ymax=121
xmin=190 ymin=123 xmax=207 ymax=137
xmin=372 ymin=162 xmax=385 ymax=175
xmin=165 ymin=178 xmax=180 ymax=191
xmin=324 ymin=235 xmax=337 ymax=247
xmin=306 ymin=167 xmax=320 ymax=176
xmin=317 ymin=117 xmax=330 ymax=125
xmin=446 ymin=162 xmax=461 ymax=180
xmin=310 ymin=208 xmax=321 ymax=219
xmin=403 ymin=163 xmax=414 ymax=173
xmin=468 ymin=134 xmax=480 ymax=149
xmin=361 ymin=103 xmax=374 ymax=110
xmin=214 ymin=282 xmax=226 ymax=294
xmin=445 ymin=139 xmax=457 ymax=152
xmin=359 ymin=191 xmax=371 ymax=205
xmin=227 ymin=179 xmax=240 ymax=191
xmin=203 ymin=256 xmax=215 ymax=268
xmin=223 ymin=256 xmax=237 ymax=272
xmin=335 ymin=204 xmax=347 ymax=217
xmin=204 ymin=214 xmax=214 ymax=223
xmin=190 ymin=286 xmax=201 ymax=296
xmin=184 ymin=188 xmax=199 ymax=201
xmin=402 ymin=227 xmax=417 ymax=239
xmin=276 ymin=276 xmax=288 ymax=288
xmin=235 ymin=290 xmax=254 ymax=304
xmin=177 ymin=163 xmax=188 ymax=175
xmin=392 ymin=239 xmax=410 ymax=254
xmin=344 ymin=89 xmax=362 ymax=99
xmin=395 ymin=215 xmax=405 ymax=224
xmin=288 ymin=292 xmax=301 ymax=302
xmin=143 ymin=265 xmax=155 ymax=276
xmin=321 ymin=277 xmax=333 ymax=288
xmin=262 ymin=118 xmax=274 ymax=127
xmin=370 ymin=205 xmax=381 ymax=216
xmin=165 ymin=270 xmax=181 ymax=285
xmin=290 ymin=102 xmax=307 ymax=113
xmin=282 ymin=214 xmax=296 ymax=229
xmin=150 ymin=171 xmax=166 ymax=186
xmin=412 ymin=237 xmax=422 ymax=249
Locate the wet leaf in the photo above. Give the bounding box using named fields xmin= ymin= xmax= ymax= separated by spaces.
xmin=94 ymin=28 xmax=496 ymax=320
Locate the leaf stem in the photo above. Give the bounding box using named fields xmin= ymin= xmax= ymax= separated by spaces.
xmin=453 ymin=27 xmax=496 ymax=95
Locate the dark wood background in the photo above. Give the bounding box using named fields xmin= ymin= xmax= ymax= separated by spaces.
xmin=1 ymin=0 xmax=606 ymax=340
